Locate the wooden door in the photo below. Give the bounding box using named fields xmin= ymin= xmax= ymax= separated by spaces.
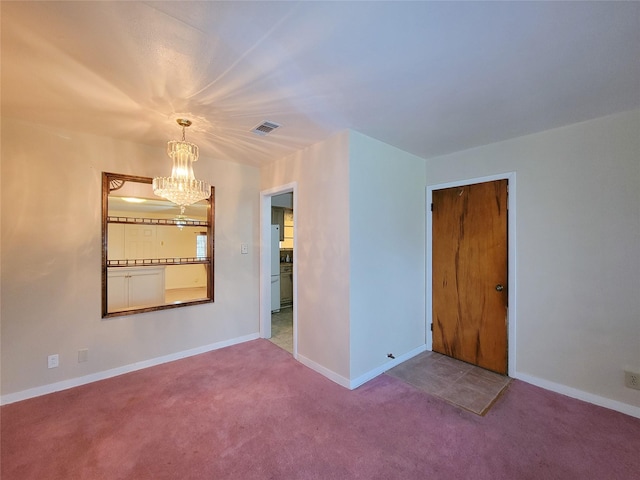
xmin=432 ymin=180 xmax=508 ymax=374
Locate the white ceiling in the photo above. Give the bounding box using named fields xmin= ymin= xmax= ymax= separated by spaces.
xmin=2 ymin=1 xmax=639 ymax=167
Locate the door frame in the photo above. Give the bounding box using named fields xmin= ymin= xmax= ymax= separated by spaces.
xmin=260 ymin=182 xmax=298 ymax=359
xmin=426 ymin=172 xmax=516 ymax=377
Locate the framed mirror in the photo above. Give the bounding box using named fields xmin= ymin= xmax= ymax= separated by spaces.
xmin=102 ymin=172 xmax=214 ymax=317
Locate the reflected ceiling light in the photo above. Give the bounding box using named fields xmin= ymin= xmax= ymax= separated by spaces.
xmin=122 ymin=197 xmax=146 ymax=203
xmin=175 ymin=215 xmax=187 ymax=231
xmin=153 ymin=118 xmax=211 ymax=213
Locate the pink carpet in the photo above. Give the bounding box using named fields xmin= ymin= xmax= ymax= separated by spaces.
xmin=2 ymin=339 xmax=639 ymax=479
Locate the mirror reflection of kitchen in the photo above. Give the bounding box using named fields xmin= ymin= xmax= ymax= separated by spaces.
xmin=269 ymin=192 xmax=293 ymax=354
xmin=106 ymin=178 xmax=211 ymax=314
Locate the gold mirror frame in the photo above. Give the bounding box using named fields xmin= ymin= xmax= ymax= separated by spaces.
xmin=101 ymin=172 xmax=214 ymax=317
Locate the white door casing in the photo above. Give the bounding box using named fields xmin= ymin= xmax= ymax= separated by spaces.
xmin=426 ymin=172 xmax=516 ymax=377
xmin=260 ymin=182 xmax=298 ymax=358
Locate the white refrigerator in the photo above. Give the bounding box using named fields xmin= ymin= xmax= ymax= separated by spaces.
xmin=271 ymin=225 xmax=281 ymax=312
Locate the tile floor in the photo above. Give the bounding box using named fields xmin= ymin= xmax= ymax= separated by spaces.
xmin=269 ymin=307 xmax=293 ymax=354
xmin=267 ymin=310 xmax=510 ymax=415
xmin=386 ymin=351 xmax=511 ymax=416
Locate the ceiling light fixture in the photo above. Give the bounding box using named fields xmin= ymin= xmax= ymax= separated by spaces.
xmin=153 ymin=118 xmax=211 ymax=213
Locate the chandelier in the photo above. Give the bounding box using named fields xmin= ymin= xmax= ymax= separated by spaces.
xmin=153 ymin=118 xmax=211 ymax=212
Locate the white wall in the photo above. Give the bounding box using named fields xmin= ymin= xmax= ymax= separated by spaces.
xmin=348 ymin=131 xmax=426 ymax=380
xmin=425 ymin=109 xmax=640 ymax=410
xmin=261 ymin=130 xmax=428 ymax=385
xmin=4 ymin=110 xmax=636 ymax=414
xmin=1 ymin=120 xmax=261 ymax=399
xmin=261 ymin=131 xmax=351 ymax=379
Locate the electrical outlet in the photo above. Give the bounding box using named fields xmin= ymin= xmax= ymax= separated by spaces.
xmin=241 ymin=243 xmax=249 ymax=254
xmin=625 ymin=370 xmax=640 ymax=390
xmin=47 ymin=354 xmax=59 ymax=369
xmin=78 ymin=349 xmax=89 ymax=363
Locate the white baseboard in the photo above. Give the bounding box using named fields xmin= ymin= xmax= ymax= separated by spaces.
xmin=515 ymin=372 xmax=640 ymax=419
xmin=301 ymin=346 xmax=640 ymax=419
xmin=350 ymin=344 xmax=428 ymax=389
xmin=297 ymin=345 xmax=428 ymax=391
xmin=9 ymin=338 xmax=636 ymax=421
xmin=0 ymin=333 xmax=260 ymax=406
xmin=296 ymin=354 xmax=351 ymax=389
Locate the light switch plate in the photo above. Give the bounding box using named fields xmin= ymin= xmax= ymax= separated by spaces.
xmin=241 ymin=243 xmax=249 ymax=254
xmin=47 ymin=354 xmax=59 ymax=369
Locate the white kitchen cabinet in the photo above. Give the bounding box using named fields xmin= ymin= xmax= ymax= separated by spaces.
xmin=271 ymin=207 xmax=293 ymax=245
xmin=284 ymin=209 xmax=293 ymax=225
xmin=107 ymin=266 xmax=166 ymax=311
xmin=107 ymin=224 xmax=157 ymax=261
xmin=282 ymin=208 xmax=294 ymax=249
xmin=280 ymin=264 xmax=293 ymax=306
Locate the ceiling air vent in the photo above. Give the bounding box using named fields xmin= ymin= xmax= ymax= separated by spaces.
xmin=251 ymin=121 xmax=281 ymax=136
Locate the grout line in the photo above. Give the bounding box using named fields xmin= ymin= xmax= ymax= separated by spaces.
xmin=387 ymin=351 xmax=513 ymax=416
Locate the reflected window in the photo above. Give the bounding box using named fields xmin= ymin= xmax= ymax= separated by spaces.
xmin=196 ymin=233 xmax=207 ymax=259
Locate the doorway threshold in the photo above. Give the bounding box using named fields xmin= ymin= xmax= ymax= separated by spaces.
xmin=269 ymin=306 xmax=293 ymax=354
xmin=386 ymin=351 xmax=511 ymax=416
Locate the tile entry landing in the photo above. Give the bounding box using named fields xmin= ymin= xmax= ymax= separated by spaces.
xmin=386 ymin=351 xmax=511 ymax=416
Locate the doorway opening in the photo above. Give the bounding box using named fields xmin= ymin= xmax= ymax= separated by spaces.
xmin=426 ymin=173 xmax=516 ymax=377
xmin=260 ymin=183 xmax=297 ymax=358
xmin=270 ymin=192 xmax=294 ymax=354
